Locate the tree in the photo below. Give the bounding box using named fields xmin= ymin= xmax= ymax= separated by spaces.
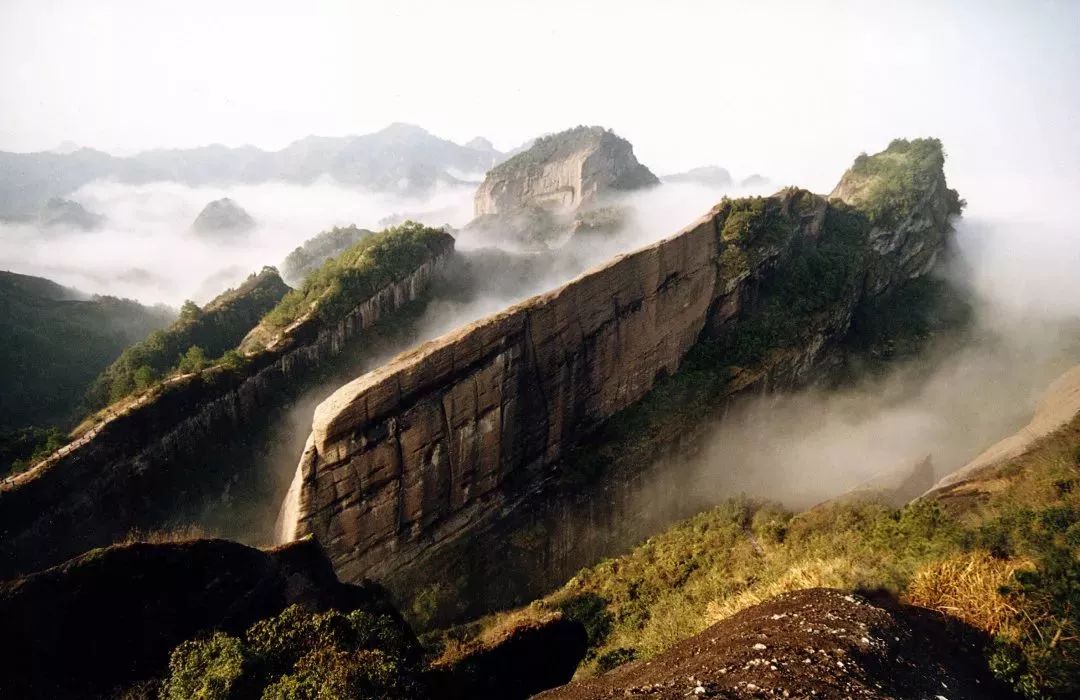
xmin=179 ymin=300 xmax=202 ymax=322
xmin=133 ymin=365 xmax=157 ymax=390
xmin=176 ymin=346 xmax=208 ymax=374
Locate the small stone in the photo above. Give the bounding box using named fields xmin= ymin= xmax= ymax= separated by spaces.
xmin=752 ymin=642 xmax=767 ymax=651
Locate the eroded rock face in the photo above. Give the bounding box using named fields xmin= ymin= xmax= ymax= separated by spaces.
xmin=0 ymin=236 xmax=454 ymax=578
xmin=291 ymin=141 xmax=960 ymax=616
xmin=470 ymin=126 xmax=658 ymax=239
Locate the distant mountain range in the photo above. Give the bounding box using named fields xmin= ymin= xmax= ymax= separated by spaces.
xmin=0 ymin=123 xmax=505 ymax=221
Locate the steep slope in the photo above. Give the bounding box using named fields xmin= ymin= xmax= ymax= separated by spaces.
xmin=473 ymin=126 xmax=658 ymax=216
xmin=0 ymin=223 xmax=455 ymax=578
xmin=0 ymin=270 xmax=174 ymax=434
xmin=926 ymin=364 xmax=1080 ymax=500
xmin=468 ymin=126 xmax=658 ymax=243
xmin=85 ymin=266 xmax=290 ymax=410
xmin=280 ymin=225 xmax=374 ymax=285
xmin=454 ymin=363 xmax=1080 ymax=698
xmin=285 ymin=139 xmax=961 ymax=620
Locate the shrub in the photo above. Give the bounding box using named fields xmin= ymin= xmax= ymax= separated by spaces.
xmin=161 ymin=632 xmax=246 ymax=700
xmin=906 ymin=550 xmax=1028 ymax=634
xmin=161 ymin=604 xmax=421 ymax=699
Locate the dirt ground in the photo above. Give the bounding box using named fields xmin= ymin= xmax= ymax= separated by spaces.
xmin=538 ymin=587 xmax=1015 ymax=700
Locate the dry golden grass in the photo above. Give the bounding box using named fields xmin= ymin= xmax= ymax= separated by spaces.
xmin=115 ymin=524 xmax=210 ymax=546
xmin=433 ymin=603 xmax=561 ymax=667
xmin=703 ymin=556 xmax=868 ymax=625
xmin=904 ymin=550 xmax=1030 ymax=636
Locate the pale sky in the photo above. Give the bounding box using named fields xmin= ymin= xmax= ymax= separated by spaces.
xmin=2 ymin=0 xmax=1078 ymax=191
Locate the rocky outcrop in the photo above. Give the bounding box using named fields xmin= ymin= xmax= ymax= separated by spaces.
xmin=473 ymin=126 xmax=657 ymax=216
xmin=0 ymin=536 xmax=410 ymax=699
xmin=0 ymin=231 xmax=454 ymax=578
xmin=191 ymin=197 xmax=255 ymax=236
xmin=287 ymin=140 xmax=961 ymax=612
xmin=537 ymin=588 xmax=1010 ymax=699
xmin=432 ymin=612 xmax=588 ymax=699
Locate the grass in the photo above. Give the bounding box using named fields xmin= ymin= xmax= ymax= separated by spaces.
xmin=438 ymin=413 xmax=1080 ymax=697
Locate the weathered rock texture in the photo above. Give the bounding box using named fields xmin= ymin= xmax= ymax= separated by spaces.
xmin=291 ymin=139 xmax=961 ymax=612
xmin=0 ymin=536 xmax=411 ymax=699
xmin=0 ymin=233 xmax=454 ymax=578
xmin=473 ymin=126 xmax=657 ymax=217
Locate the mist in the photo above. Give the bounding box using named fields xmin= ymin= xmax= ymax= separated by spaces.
xmin=672 ymin=178 xmax=1080 ymax=511
xmin=0 ymin=177 xmax=477 ymax=307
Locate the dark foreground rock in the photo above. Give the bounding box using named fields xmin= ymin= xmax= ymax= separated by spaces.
xmin=538 ymin=588 xmax=1014 ymax=700
xmin=433 ymin=612 xmax=588 ymax=699
xmin=0 ymin=536 xmax=412 ymax=699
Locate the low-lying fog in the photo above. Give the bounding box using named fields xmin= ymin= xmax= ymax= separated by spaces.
xmin=0 ymin=178 xmax=478 ymax=306
xmin=678 ymin=176 xmax=1080 ymax=510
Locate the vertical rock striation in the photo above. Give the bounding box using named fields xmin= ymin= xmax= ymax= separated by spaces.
xmin=291 ymin=140 xmax=962 ymax=615
xmin=0 ymin=231 xmax=455 ymax=578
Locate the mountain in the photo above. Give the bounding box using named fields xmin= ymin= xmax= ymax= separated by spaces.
xmin=473 ymin=125 xmax=658 ymax=216
xmin=286 ymin=139 xmax=963 ymax=625
xmin=0 ymin=223 xmax=455 ymax=578
xmin=191 ymin=197 xmax=256 ymax=236
xmin=37 ymin=197 xmax=105 ymax=230
xmin=662 ymin=165 xmax=734 ymax=188
xmin=468 ymin=125 xmax=658 ymax=243
xmin=84 ymin=267 xmax=290 ymax=410
xmin=0 ymin=124 xmax=505 ymax=220
xmin=0 ymin=270 xmax=174 ymax=461
xmin=280 ymin=225 xmax=374 ymax=285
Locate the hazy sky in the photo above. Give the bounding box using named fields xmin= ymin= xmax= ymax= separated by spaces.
xmin=2 ymin=0 xmax=1078 ymax=190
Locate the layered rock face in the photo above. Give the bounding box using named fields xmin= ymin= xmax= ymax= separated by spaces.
xmin=471 ymin=126 xmax=658 ymax=222
xmin=0 ymin=232 xmax=454 ymax=578
xmin=290 ymin=139 xmax=961 ymax=610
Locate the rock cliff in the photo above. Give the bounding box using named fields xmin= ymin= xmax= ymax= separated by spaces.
xmin=473 ymin=126 xmax=657 ymax=216
xmin=468 ymin=126 xmax=657 ymax=243
xmin=287 ymin=139 xmax=961 ymax=614
xmin=0 ymin=227 xmax=455 ymax=578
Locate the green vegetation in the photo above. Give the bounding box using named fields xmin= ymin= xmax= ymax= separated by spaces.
xmin=160 ymin=604 xmax=422 ymax=700
xmin=280 ymin=225 xmax=373 ymax=284
xmin=258 ymin=221 xmax=452 ymax=335
xmin=841 ymin=138 xmax=963 ymax=226
xmin=85 ymin=268 xmax=289 ymax=409
xmin=488 ymin=126 xmax=610 ymax=177
xmin=0 ymin=425 xmax=66 ymax=475
xmin=0 ymin=270 xmax=173 ymax=472
xmin=567 ymin=196 xmax=872 ymax=486
xmin=452 ymin=414 xmax=1080 ymax=698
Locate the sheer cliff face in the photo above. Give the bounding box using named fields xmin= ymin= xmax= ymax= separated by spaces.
xmin=292 ymin=140 xmax=961 ymax=600
xmin=0 ymin=233 xmax=455 ymax=578
xmin=473 ymin=126 xmax=658 ymax=217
